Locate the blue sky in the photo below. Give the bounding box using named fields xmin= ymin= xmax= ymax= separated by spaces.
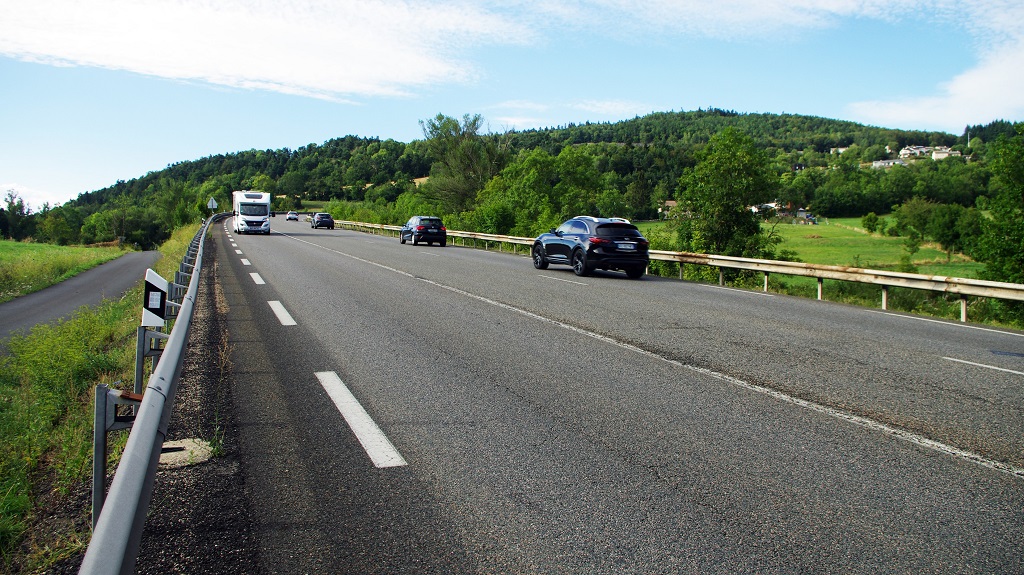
xmin=2 ymin=1 xmax=1023 ymax=210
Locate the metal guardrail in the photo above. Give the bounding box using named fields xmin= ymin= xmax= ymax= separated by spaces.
xmin=79 ymin=215 xmax=222 ymax=575
xmin=337 ymin=220 xmax=1024 ymax=322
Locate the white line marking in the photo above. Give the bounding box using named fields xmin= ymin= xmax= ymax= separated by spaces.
xmin=870 ymin=310 xmax=1024 ymax=337
xmin=418 ymin=251 xmax=441 ymax=256
xmin=278 ymin=232 xmax=1024 ymax=479
xmin=267 ymin=301 xmax=297 ymax=325
xmin=250 ymin=273 xmax=265 ymax=285
xmin=315 ymin=371 xmax=408 ymax=468
xmin=240 ymin=259 xmax=251 ymax=266
xmin=539 ymin=274 xmax=587 ymax=286
xmin=944 ymin=357 xmax=1024 ymax=376
xmin=235 ymin=249 xmax=243 ymax=254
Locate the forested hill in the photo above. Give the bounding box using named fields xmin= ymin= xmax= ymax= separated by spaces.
xmin=510 ymin=109 xmax=961 ymax=152
xmin=2 ymin=109 xmax=1017 ymax=252
xmin=75 ymin=108 xmax=981 ymax=209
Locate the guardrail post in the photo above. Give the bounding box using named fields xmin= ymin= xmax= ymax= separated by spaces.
xmin=718 ymin=270 xmax=724 ymax=286
xmin=882 ymin=287 xmax=889 ymax=310
xmin=92 ymin=384 xmax=142 ymax=529
xmin=817 ymin=278 xmax=824 ymax=300
xmin=763 ymin=272 xmax=769 ymax=292
xmin=135 ymin=327 xmax=168 ymax=395
xmin=961 ymin=296 xmax=968 ymax=322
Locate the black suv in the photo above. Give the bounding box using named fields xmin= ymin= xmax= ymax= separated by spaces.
xmin=311 ymin=212 xmax=334 ymax=230
xmin=400 ymin=216 xmax=447 ymax=246
xmin=532 ymin=216 xmax=649 ymax=279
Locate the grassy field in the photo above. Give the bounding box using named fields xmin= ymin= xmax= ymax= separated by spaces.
xmin=0 ymin=225 xmax=200 ymax=573
xmin=635 ymin=217 xmax=1012 ymax=325
xmin=0 ymin=241 xmax=126 ymax=304
xmin=637 ymin=217 xmax=984 ymax=278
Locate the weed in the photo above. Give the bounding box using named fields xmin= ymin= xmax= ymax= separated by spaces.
xmin=0 ymin=224 xmax=200 ymax=572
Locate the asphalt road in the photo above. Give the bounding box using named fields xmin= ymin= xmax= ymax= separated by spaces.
xmin=168 ymin=219 xmax=1024 ymax=573
xmin=0 ymin=250 xmax=161 ymax=343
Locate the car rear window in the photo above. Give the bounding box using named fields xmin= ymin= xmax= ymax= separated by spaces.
xmin=596 ymin=223 xmax=642 ymax=237
xmin=420 ymin=218 xmax=442 ymax=226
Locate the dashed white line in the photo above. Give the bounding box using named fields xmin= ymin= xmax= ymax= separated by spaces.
xmin=315 ymin=371 xmax=407 ymax=468
xmin=235 ymin=249 xmax=243 ymax=254
xmin=241 ymin=259 xmax=251 ymax=266
xmin=267 ymin=300 xmax=297 ymax=325
xmin=250 ymin=273 xmax=266 ymax=285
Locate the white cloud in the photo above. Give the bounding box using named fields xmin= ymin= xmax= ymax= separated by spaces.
xmin=847 ymin=38 xmax=1024 ymax=131
xmin=0 ymin=0 xmax=531 ymax=100
xmin=2 ymin=182 xmax=74 ymax=211
xmin=843 ymin=1 xmax=1024 ymax=131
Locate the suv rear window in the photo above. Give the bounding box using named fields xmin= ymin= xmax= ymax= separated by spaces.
xmin=596 ymin=223 xmax=642 ymax=237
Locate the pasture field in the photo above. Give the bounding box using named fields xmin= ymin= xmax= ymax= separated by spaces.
xmin=636 ymin=218 xmax=985 ymax=279
xmin=0 ymin=241 xmax=125 ymax=304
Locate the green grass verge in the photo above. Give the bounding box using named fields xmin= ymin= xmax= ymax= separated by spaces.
xmin=636 ymin=218 xmax=1019 ymax=326
xmin=0 ymin=224 xmax=201 ymax=573
xmin=0 ymin=241 xmax=126 ymax=304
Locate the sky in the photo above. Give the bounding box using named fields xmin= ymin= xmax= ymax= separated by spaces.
xmin=2 ymin=0 xmax=1023 ymax=211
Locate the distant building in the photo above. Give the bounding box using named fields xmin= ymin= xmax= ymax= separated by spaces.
xmin=899 ymin=145 xmax=961 ymax=161
xmin=872 ymin=159 xmax=908 ymax=169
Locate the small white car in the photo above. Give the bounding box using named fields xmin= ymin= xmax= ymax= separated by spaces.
xmin=286 ymin=211 xmax=298 ymax=221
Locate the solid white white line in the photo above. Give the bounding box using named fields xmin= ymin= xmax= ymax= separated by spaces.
xmin=278 ymin=232 xmax=1023 ymax=479
xmin=943 ymin=357 xmax=1024 ymax=376
xmin=267 ymin=301 xmax=297 ymax=326
xmin=250 ymin=273 xmax=265 ymax=285
xmin=241 ymin=259 xmax=251 ymax=266
xmin=870 ymin=310 xmax=1024 ymax=337
xmin=315 ymin=371 xmax=408 ymax=468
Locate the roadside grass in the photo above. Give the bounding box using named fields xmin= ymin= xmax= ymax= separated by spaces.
xmin=0 ymin=241 xmax=126 ymax=304
xmin=636 ymin=218 xmax=1013 ymax=326
xmin=0 ymin=224 xmax=200 ymax=573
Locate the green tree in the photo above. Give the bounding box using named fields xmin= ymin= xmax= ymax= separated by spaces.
xmin=676 ymin=127 xmax=780 ymax=259
xmin=3 ymin=191 xmax=34 ymax=240
xmin=927 ymin=203 xmax=965 ymax=261
xmin=891 ymin=197 xmax=935 ymax=238
xmin=861 ymin=212 xmax=880 ymax=234
xmin=978 ymin=123 xmax=1024 ymax=289
xmin=420 ymin=113 xmax=510 ymax=212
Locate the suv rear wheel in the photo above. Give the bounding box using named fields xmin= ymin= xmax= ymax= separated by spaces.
xmin=571 ymin=249 xmax=591 ymax=276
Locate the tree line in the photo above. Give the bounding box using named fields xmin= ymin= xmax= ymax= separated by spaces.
xmin=2 ymin=111 xmax=1019 ymax=287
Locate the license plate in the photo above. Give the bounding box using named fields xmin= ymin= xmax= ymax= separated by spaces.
xmin=617 ymin=242 xmax=636 ymax=250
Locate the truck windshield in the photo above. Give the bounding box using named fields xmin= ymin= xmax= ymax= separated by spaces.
xmin=240 ymin=204 xmax=268 ymax=216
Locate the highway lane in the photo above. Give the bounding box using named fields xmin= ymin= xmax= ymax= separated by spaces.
xmin=216 ymin=218 xmax=1024 ymax=573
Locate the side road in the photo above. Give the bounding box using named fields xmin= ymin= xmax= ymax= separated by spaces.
xmin=0 ymin=251 xmax=162 ymax=344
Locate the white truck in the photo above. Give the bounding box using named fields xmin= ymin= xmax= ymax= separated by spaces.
xmin=232 ymin=191 xmax=272 ymax=234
